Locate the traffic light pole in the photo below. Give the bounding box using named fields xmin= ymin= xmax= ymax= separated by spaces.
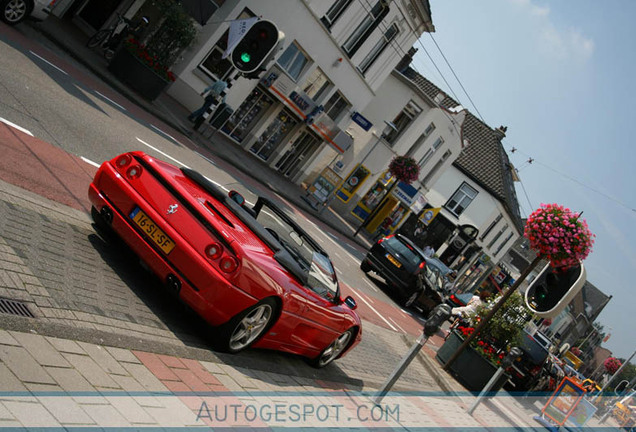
xmin=443 ymin=255 xmax=542 ymax=371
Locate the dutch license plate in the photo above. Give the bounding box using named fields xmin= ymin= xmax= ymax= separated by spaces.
xmin=130 ymin=208 xmax=175 ymax=254
xmin=386 ymin=253 xmax=402 ymax=268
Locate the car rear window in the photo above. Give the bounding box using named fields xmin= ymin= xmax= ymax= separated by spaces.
xmin=383 ymin=237 xmax=422 ymax=266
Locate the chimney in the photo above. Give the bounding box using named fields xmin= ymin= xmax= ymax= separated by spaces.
xmin=493 ymin=125 xmax=508 ymax=140
xmin=396 ymin=47 xmax=418 ymax=73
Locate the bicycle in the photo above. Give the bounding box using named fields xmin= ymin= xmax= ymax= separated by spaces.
xmin=86 ymin=13 xmax=131 ymax=52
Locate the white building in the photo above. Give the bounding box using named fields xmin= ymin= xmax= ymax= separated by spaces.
xmin=166 ymin=0 xmax=435 ymax=183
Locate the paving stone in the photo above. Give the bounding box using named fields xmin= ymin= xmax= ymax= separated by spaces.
xmin=111 ymin=374 xmax=146 ymax=392
xmin=0 ymin=345 xmax=55 ymax=385
xmin=45 ymin=336 xmax=86 ymax=355
xmin=4 ymin=400 xmax=61 ymax=427
xmin=0 ymin=330 xmax=19 ymax=346
xmin=77 ymin=342 xmax=128 ymax=376
xmin=10 ymin=332 xmax=70 ymax=368
xmin=0 ymin=402 xmax=14 ymax=420
xmin=81 ymin=403 xmax=132 ymax=427
xmin=180 ymin=358 xmax=222 ymax=386
xmin=0 ymin=363 xmax=27 ymax=392
xmin=61 ymin=353 xmax=120 ymax=389
xmin=24 ymin=383 xmax=63 ymax=393
xmin=121 ymin=363 xmax=168 ymax=393
xmin=133 ymin=351 xmax=179 ymax=381
xmin=105 ymin=346 xmax=141 ymax=364
xmin=105 ymin=396 xmax=157 ymax=425
xmin=45 ymin=366 xmax=95 ymax=392
xmin=200 ymin=360 xmax=225 ymax=375
xmin=38 ymin=397 xmax=95 ymax=425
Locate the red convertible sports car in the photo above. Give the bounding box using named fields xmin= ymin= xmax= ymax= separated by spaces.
xmin=88 ymin=151 xmax=361 ymax=367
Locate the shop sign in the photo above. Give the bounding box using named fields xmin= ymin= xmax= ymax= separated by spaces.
xmin=410 ymin=193 xmax=427 ymax=214
xmin=351 ymin=112 xmax=373 ymax=131
xmin=391 ymin=181 xmax=417 ymax=206
xmin=419 ymin=207 xmax=441 ymax=226
xmin=307 ymin=167 xmax=343 ymax=205
xmin=542 ymin=377 xmax=585 ymax=426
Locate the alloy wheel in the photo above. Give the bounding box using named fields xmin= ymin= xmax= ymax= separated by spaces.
xmin=4 ymin=0 xmax=27 ymax=23
xmin=317 ymin=330 xmax=353 ymax=367
xmin=228 ymin=303 xmax=273 ymax=351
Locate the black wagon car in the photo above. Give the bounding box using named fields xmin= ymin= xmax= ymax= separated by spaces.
xmin=360 ymin=234 xmax=444 ymax=314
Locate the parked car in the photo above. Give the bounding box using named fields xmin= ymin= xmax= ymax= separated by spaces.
xmin=360 ymin=234 xmax=444 ymax=314
xmin=88 ymin=152 xmax=361 ymax=368
xmin=505 ymin=330 xmax=551 ymax=392
xmin=1 ymin=0 xmax=51 ymax=25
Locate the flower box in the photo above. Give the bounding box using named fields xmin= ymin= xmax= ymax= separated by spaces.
xmin=436 ymin=330 xmax=510 ymax=392
xmin=108 ymin=47 xmax=170 ymax=101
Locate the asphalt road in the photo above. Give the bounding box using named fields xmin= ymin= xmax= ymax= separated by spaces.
xmin=0 ymin=22 xmax=439 ymax=390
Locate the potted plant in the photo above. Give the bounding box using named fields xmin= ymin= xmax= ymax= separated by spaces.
xmin=437 ymin=291 xmax=531 ymax=391
xmin=108 ymin=0 xmax=196 ymax=100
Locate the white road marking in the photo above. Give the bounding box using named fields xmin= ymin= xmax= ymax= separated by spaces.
xmin=94 ymin=91 xmax=126 ymax=111
xmin=349 ymin=287 xmax=396 ymax=331
xmin=0 ymin=117 xmax=33 ymax=136
xmin=136 ymin=137 xmax=190 ymax=168
xmin=363 ymin=278 xmax=379 ymax=293
xmin=80 ymin=156 xmax=100 ymax=168
xmin=389 ymin=317 xmax=406 ymax=333
xmin=196 ymin=151 xmax=217 ymax=166
xmin=150 ymin=124 xmax=178 ymax=143
xmin=29 ymin=51 xmax=67 ymax=75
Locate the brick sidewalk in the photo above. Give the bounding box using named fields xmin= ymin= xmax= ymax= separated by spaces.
xmin=0 ymin=328 xmax=623 ymax=430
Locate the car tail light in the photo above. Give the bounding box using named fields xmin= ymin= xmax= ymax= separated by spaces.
xmin=219 ymin=256 xmax=239 ymax=273
xmin=419 ymin=262 xmax=425 ymax=269
xmin=378 ymin=234 xmax=394 ymax=244
xmin=116 ymin=154 xmax=132 ymax=168
xmin=126 ymin=165 xmax=143 ymax=179
xmin=205 ymin=242 xmax=223 ymax=260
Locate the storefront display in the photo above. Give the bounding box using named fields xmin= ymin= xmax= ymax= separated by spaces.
xmin=222 ymin=88 xmax=273 ymax=143
xmin=250 ymin=109 xmax=298 ymax=161
xmin=336 ymin=164 xmax=370 ymax=203
xmin=275 ymin=131 xmax=321 ymax=179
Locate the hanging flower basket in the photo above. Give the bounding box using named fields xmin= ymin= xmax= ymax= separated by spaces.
xmin=604 ymin=357 xmax=621 ymax=374
xmin=388 ymin=155 xmax=420 ymax=184
xmin=524 ymin=203 xmax=595 ymax=268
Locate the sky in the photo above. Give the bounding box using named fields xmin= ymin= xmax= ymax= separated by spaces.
xmin=412 ymin=0 xmax=635 ymax=360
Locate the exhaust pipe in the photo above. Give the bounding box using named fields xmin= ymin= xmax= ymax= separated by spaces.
xmin=100 ymin=206 xmax=113 ymax=224
xmin=166 ymin=274 xmax=181 ymax=293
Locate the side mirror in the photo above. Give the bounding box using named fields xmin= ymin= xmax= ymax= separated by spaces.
xmin=343 ymin=296 xmax=357 ymax=310
xmin=228 ymin=190 xmax=245 ymax=206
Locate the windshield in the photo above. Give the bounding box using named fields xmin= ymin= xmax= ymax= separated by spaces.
xmin=425 ymin=257 xmax=452 ymax=276
xmin=256 ymin=203 xmax=338 ymax=300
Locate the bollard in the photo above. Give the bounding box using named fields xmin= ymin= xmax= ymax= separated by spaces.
xmin=467 ymin=346 xmax=522 ymax=415
xmin=372 ymin=304 xmax=451 ymax=405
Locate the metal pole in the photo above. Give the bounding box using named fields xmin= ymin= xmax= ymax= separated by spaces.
xmin=591 ymin=349 xmax=636 ymax=401
xmin=372 ymin=333 xmax=428 ymax=405
xmin=467 ymin=368 xmax=505 ymax=415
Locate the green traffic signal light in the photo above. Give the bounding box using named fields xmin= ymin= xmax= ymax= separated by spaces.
xmin=240 ymin=52 xmax=251 ymax=63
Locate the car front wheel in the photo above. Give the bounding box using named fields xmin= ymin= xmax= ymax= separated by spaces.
xmin=217 ymin=298 xmax=277 ymax=353
xmin=1 ymin=0 xmax=33 ymax=25
xmin=360 ymin=259 xmax=371 ymax=273
xmin=310 ymin=329 xmax=354 ymax=368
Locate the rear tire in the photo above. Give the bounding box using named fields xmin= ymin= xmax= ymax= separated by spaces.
xmin=1 ymin=0 xmax=33 ymax=25
xmin=309 ymin=329 xmax=354 ymax=368
xmin=216 ymin=298 xmax=278 ymax=354
xmin=360 ymin=260 xmax=371 ymax=273
xmin=86 ymin=29 xmax=111 ymax=48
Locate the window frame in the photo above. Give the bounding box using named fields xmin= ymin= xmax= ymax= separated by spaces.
xmin=321 ymin=0 xmax=353 ymax=29
xmin=341 ymin=0 xmax=389 ymax=58
xmin=277 ymin=42 xmax=310 ymax=81
xmin=421 ymin=149 xmax=451 ymax=184
xmin=302 ymin=67 xmax=332 ymax=103
xmin=358 ymin=22 xmax=399 ymax=74
xmin=445 ymin=182 xmax=478 ymax=217
xmin=418 ymin=136 xmax=444 ymax=168
xmin=323 ymin=91 xmax=350 ymax=122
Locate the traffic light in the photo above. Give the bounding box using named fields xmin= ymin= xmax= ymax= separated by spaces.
xmin=231 ymin=20 xmax=283 ymax=74
xmin=525 ymin=262 xmax=586 ymax=318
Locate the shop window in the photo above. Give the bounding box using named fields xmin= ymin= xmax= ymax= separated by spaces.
xmin=321 ymin=0 xmax=352 ymax=29
xmin=302 ymin=67 xmax=332 ymax=103
xmin=358 ymin=23 xmax=399 ymax=74
xmin=445 ymin=182 xmax=478 ymax=217
xmin=342 ymin=0 xmax=389 ymax=57
xmin=199 ymin=9 xmax=255 ymax=80
xmin=323 ymin=91 xmax=350 ymax=122
xmin=383 ymin=100 xmax=422 ymax=146
xmin=277 ymin=42 xmax=310 ymax=81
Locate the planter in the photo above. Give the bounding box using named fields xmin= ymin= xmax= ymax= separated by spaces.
xmin=436 ymin=330 xmax=509 ymax=392
xmin=108 ymin=48 xmax=170 ymax=101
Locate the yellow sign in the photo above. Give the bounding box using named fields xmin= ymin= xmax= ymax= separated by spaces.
xmin=419 ymin=207 xmax=441 ymax=226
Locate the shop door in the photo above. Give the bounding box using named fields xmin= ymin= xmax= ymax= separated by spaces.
xmin=76 ymin=0 xmax=122 ymax=30
xmin=222 ymin=88 xmax=274 ymax=143
xmin=250 ymin=109 xmax=298 ymax=161
xmin=275 ymin=131 xmax=320 ymax=179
